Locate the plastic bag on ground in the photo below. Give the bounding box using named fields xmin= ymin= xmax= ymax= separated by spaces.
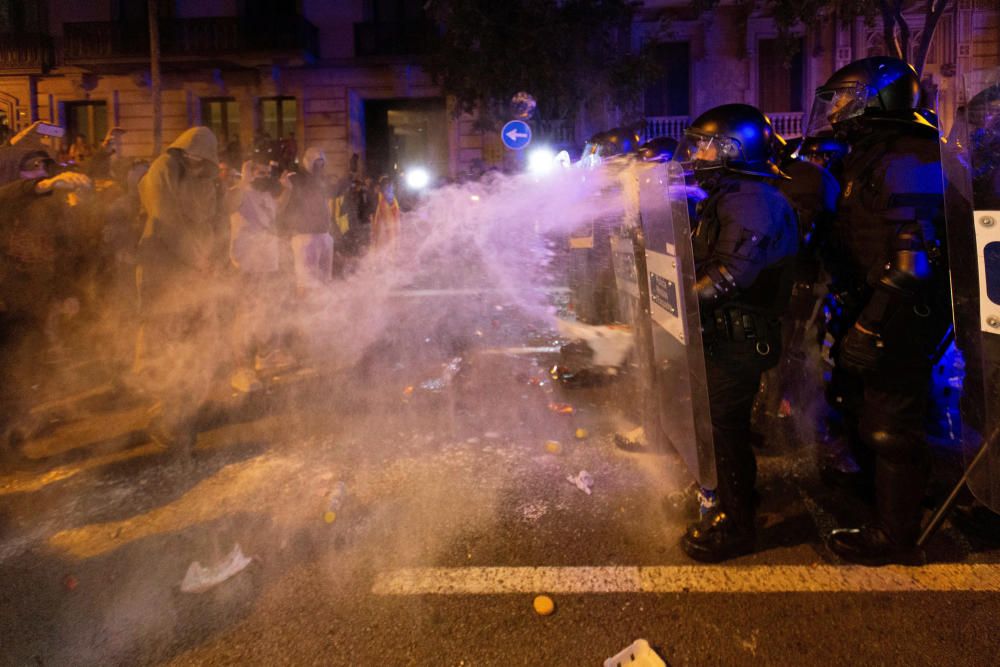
xmin=604 ymin=639 xmax=666 ymax=667
xmin=180 ymin=544 xmax=253 ymax=593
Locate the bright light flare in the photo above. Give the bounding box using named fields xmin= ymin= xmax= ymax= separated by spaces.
xmin=405 ymin=167 xmax=431 ymax=190
xmin=527 ymin=147 xmax=557 ymax=175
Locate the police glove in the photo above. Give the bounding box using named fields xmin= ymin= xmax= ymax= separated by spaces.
xmin=838 ymin=322 xmax=883 ymax=374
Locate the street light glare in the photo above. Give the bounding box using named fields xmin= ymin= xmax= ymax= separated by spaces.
xmin=405 ymin=167 xmax=431 ymax=189
xmin=527 ymin=147 xmax=556 ymax=174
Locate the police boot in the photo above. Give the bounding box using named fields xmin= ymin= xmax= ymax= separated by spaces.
xmin=681 ymin=509 xmax=756 ymax=563
xmin=829 ymin=457 xmax=927 ymax=565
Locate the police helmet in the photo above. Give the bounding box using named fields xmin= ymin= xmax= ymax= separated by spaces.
xmin=638 ymin=136 xmax=678 ymax=162
xmin=798 ymin=133 xmax=848 ymax=164
xmin=677 ymin=103 xmax=786 ymax=178
xmin=806 ymin=56 xmax=920 ymax=135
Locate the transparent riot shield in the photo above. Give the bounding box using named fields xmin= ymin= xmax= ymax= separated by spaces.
xmin=943 ymin=69 xmax=1000 ymax=512
xmin=609 ymin=162 xmax=660 ymax=442
xmin=639 ymin=161 xmax=716 ymax=489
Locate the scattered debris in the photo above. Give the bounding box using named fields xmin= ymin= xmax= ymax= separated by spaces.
xmin=518 ymin=501 xmax=549 ymax=522
xmin=548 ymin=402 xmax=575 ymax=415
xmin=604 ymin=639 xmax=666 ymax=667
xmin=575 ymin=428 xmax=589 ymax=440
xmin=419 ymin=357 xmax=464 ymax=392
xmin=613 ymin=426 xmax=649 ymax=453
xmin=533 ymin=594 xmax=555 ymax=616
xmin=323 ymin=511 xmax=337 ymax=524
xmin=402 ymin=386 xmax=415 ymax=398
xmin=545 ymin=440 xmax=562 ymax=454
xmin=180 ymin=544 xmax=253 ymax=594
xmin=63 ymin=574 xmax=78 ymax=591
xmin=566 ymin=470 xmax=594 ymax=495
xmin=556 ymin=319 xmax=635 ymax=367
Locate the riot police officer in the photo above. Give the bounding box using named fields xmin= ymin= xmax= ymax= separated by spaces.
xmin=798 ymin=133 xmax=849 ymax=178
xmin=676 ymin=104 xmax=799 ymax=561
xmin=808 ymin=57 xmax=951 ymax=563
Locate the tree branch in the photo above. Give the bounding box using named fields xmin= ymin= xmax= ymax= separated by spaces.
xmin=893 ymin=0 xmax=911 ymax=60
xmin=879 ymin=0 xmax=902 ymax=60
xmin=913 ymin=0 xmax=951 ymax=76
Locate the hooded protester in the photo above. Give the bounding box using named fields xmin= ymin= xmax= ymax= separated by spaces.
xmin=279 ymin=146 xmax=334 ymax=293
xmin=135 ymin=126 xmax=223 ymax=458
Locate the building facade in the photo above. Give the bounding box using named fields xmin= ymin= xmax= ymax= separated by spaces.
xmin=0 ymin=0 xmax=998 ymax=180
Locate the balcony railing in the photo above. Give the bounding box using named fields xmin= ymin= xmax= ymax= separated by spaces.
xmin=643 ymin=111 xmax=804 ymax=142
xmin=63 ymin=16 xmax=319 ymax=64
xmin=767 ymin=111 xmax=804 ymax=138
xmin=641 ymin=115 xmax=690 ymax=141
xmin=353 ymin=21 xmax=438 ymax=57
xmin=0 ymin=33 xmax=53 ymax=72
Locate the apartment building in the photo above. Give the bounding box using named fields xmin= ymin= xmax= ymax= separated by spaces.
xmin=0 ymin=0 xmax=997 ymax=180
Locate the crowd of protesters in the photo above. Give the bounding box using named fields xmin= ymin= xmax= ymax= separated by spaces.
xmin=0 ymin=123 xmax=401 ymax=460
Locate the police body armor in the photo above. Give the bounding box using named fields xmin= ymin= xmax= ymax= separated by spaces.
xmin=692 ymin=175 xmax=798 ymax=364
xmin=823 ymin=125 xmax=951 ymax=368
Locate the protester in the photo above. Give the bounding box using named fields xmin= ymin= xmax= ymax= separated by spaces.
xmin=135 ymin=126 xmax=223 ymax=459
xmin=279 ymin=146 xmax=334 ymax=294
xmin=370 ymin=175 xmax=400 ymax=253
xmin=226 ymin=156 xmax=294 ymax=392
xmin=68 ymin=134 xmax=92 ymax=164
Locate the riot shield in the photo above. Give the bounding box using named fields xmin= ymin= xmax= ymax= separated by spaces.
xmin=608 ymin=162 xmax=660 ymax=443
xmin=639 ymin=161 xmax=716 ymax=489
xmin=943 ymin=69 xmax=1000 ymax=512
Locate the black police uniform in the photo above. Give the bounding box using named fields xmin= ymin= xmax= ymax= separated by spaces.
xmin=824 ymin=122 xmax=950 ymax=551
xmin=687 ymin=173 xmax=799 ymax=550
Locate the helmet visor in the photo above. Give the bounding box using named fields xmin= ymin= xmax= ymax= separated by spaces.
xmin=806 ymin=81 xmax=870 ymax=135
xmin=676 ymin=130 xmax=745 ymax=171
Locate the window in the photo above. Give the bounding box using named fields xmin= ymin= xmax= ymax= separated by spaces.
xmin=643 ymin=42 xmax=690 ymax=117
xmin=0 ymin=0 xmax=45 ymax=33
xmin=63 ymin=101 xmax=108 ymax=152
xmin=259 ymin=97 xmax=297 ymax=140
xmin=758 ymin=38 xmax=804 ymax=113
xmin=202 ymin=98 xmax=240 ymax=148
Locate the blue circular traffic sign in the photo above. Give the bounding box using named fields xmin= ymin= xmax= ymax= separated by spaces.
xmin=501 ymin=120 xmax=532 ymax=150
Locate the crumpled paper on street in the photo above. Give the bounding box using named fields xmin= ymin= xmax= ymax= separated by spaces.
xmin=180 ymin=544 xmax=253 ymax=593
xmin=566 ymin=470 xmax=594 ymax=495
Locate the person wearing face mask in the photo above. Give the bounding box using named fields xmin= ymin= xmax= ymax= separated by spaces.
xmin=673 ymin=104 xmax=799 ymax=562
xmin=279 ymin=146 xmax=334 ymax=295
xmin=135 ymin=126 xmax=223 ymax=460
xmin=225 ymin=156 xmax=295 ymax=392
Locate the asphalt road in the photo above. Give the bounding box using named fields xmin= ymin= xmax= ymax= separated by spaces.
xmin=2 ymin=327 xmax=1000 ymax=666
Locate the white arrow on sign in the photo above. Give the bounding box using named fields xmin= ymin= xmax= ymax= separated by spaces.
xmin=506 ymin=128 xmax=529 ymax=142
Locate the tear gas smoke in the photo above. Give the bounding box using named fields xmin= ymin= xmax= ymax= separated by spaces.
xmin=0 ymin=161 xmax=698 ymax=663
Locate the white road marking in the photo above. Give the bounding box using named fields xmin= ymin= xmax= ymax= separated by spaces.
xmin=478 ymin=346 xmax=562 ymax=355
xmin=372 ymin=564 xmax=1000 ymax=595
xmin=389 ymin=287 xmax=569 ymax=297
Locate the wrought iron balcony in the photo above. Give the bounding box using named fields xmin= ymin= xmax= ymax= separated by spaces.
xmin=0 ymin=33 xmax=54 ymax=72
xmin=353 ymin=21 xmax=438 ymax=57
xmin=62 ymin=16 xmax=319 ymax=64
xmin=641 ymin=115 xmax=690 ymax=141
xmin=643 ymin=112 xmax=804 ymax=141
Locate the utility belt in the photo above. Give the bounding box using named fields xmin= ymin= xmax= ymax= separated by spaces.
xmin=704 ymin=305 xmax=781 ymax=359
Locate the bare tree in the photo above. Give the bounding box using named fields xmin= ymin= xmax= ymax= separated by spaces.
xmin=692 ymin=0 xmax=952 ymax=76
